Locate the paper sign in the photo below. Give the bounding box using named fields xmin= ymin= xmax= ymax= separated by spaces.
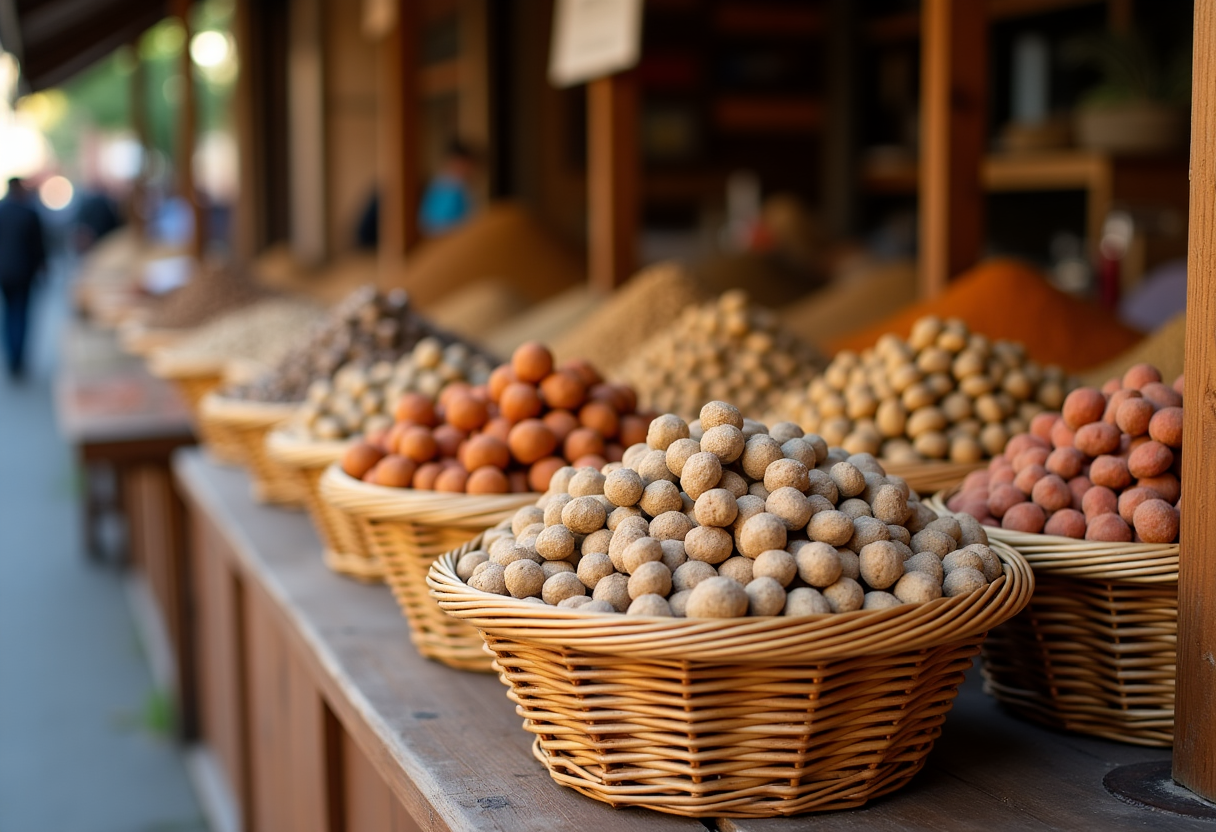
xmin=549 ymin=0 xmax=644 ymax=88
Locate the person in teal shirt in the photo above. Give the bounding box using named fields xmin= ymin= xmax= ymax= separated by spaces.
xmin=419 ymin=140 xmax=476 ymax=237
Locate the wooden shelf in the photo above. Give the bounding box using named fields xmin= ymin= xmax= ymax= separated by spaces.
xmin=713 ymin=95 xmax=823 ymax=133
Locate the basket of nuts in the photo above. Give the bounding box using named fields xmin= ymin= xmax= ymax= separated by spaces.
xmin=426 ymin=402 xmax=1034 ymax=817
xmin=927 ymin=364 xmax=1182 ymax=746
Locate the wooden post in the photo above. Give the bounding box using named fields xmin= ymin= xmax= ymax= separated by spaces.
xmin=230 ymin=0 xmax=259 ymax=263
xmin=128 ymin=42 xmax=148 ymax=243
xmin=288 ymin=0 xmax=326 ymax=266
xmin=379 ymin=0 xmax=421 ymax=277
xmin=587 ymin=71 xmax=638 ymax=293
xmin=174 ymin=0 xmax=205 ymax=260
xmin=918 ymin=0 xmax=986 ymax=297
xmin=1175 ymin=0 xmax=1216 ymax=803
xmin=459 ymin=0 xmax=492 ymax=208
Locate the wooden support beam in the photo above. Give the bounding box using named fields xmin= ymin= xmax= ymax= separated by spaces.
xmin=1175 ymin=0 xmax=1216 ymax=803
xmin=379 ymin=0 xmax=422 ymax=275
xmin=587 ymin=71 xmax=638 ymax=292
xmin=918 ymin=0 xmax=987 ymax=297
xmin=128 ymin=42 xmax=148 ymax=243
xmin=174 ymin=0 xmax=205 ymax=260
xmin=230 ymin=0 xmax=259 ymax=264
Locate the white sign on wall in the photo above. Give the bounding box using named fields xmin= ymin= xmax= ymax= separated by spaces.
xmin=549 ymin=0 xmax=644 ymax=88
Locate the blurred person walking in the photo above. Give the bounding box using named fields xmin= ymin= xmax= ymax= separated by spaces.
xmin=0 ymin=178 xmax=47 ymax=380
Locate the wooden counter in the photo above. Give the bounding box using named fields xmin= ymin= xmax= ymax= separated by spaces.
xmin=174 ymin=448 xmax=1208 ymax=831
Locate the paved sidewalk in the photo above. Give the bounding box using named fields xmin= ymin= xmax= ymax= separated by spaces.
xmin=0 ymin=268 xmax=207 ymax=832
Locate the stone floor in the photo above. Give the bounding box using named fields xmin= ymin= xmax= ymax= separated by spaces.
xmin=0 ymin=265 xmax=207 ymax=832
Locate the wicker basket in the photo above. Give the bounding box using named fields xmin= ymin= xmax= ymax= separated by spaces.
xmin=928 ymin=487 xmax=1179 ymax=747
xmin=427 ymin=543 xmax=1034 ymax=818
xmin=148 ymin=352 xmax=240 ymax=464
xmin=880 ymin=458 xmax=987 ymax=497
xmin=320 ymin=466 xmax=537 ymax=670
xmin=119 ymin=323 xmax=190 ymax=357
xmin=198 ymin=394 xmax=302 ymax=506
xmin=263 ymin=431 xmax=374 ymax=580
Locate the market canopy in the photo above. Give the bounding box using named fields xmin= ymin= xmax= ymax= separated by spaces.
xmin=0 ymin=0 xmax=168 ymax=92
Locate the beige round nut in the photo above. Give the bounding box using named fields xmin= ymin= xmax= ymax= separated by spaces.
xmin=581 ymin=598 xmax=618 ymax=613
xmin=807 ymin=510 xmax=854 ymax=547
xmin=957 ymin=515 xmax=990 ymax=547
xmin=512 ymin=507 xmax=545 ymax=537
xmin=910 ymin=528 xmax=955 ymax=558
xmin=504 ymin=559 xmax=546 ymax=598
xmin=701 ymin=424 xmax=746 ymax=464
xmin=764 ymin=458 xmax=811 ymax=493
xmin=780 ymin=437 xmax=819 ymax=469
xmin=569 ymin=468 xmax=607 ymax=497
xmin=582 ymin=528 xmax=613 ymax=555
xmin=636 ymin=449 xmax=677 ymax=485
xmin=862 ymin=591 xmax=903 ymax=611
xmin=541 ymin=571 xmax=586 ymax=605
xmin=592 ymin=572 xmax=632 ymax=611
xmin=752 ymin=549 xmax=797 ymax=586
xmin=943 ymin=566 xmax=987 ymax=597
xmin=691 ymin=487 xmax=737 ymax=527
xmin=562 ymin=496 xmax=608 ymax=534
xmin=639 ymin=479 xmax=683 ymax=517
xmin=491 ymin=544 xmax=542 ymax=567
xmin=718 ymin=555 xmax=754 ymax=585
xmin=924 ymin=516 xmax=963 ymax=543
xmin=830 ymin=462 xmax=866 ymax=498
xmin=741 ymin=435 xmax=784 ymax=480
xmin=622 ymin=536 xmax=664 ymax=573
xmin=685 ymin=576 xmax=749 ymax=618
xmin=870 ymin=484 xmax=910 ymax=525
xmin=731 ymin=494 xmax=768 ymax=531
xmin=627 ymin=594 xmax=674 ymax=616
xmin=456 ymin=551 xmax=490 ymax=581
xmin=765 ymin=487 xmax=813 ymax=530
xmin=903 ymin=552 xmax=944 ymax=584
xmin=795 ymin=540 xmax=843 ymax=587
xmin=607 ymin=517 xmax=650 ymax=571
xmin=887 ymin=524 xmax=912 ymax=546
xmin=913 ymin=430 xmax=950 ymax=460
xmin=784 ymin=586 xmax=831 ymax=616
xmin=822 ymin=576 xmax=865 ymax=612
xmin=942 ymin=548 xmax=984 ymax=574
xmin=859 ymin=540 xmax=905 ymax=590
xmin=746 ymin=576 xmax=787 ymax=615
xmin=544 ymin=493 xmax=573 ymax=526
xmin=660 ymin=539 xmax=687 ymax=571
xmin=542 ymin=561 xmax=575 ymax=578
xmin=628 ymin=560 xmax=673 ymax=599
xmin=836 ymin=548 xmax=861 ymax=581
xmin=603 ymin=468 xmax=645 ymax=507
xmin=806 ymin=469 xmax=839 ymax=503
xmin=469 ymin=562 xmax=508 ymax=594
xmin=664 ymin=437 xmax=702 ymax=477
xmin=672 ymin=560 xmax=718 ymax=592
xmin=621 ymin=444 xmax=649 ymax=469
xmin=906 ymin=406 xmax=948 ymax=439
xmin=607 ymin=505 xmax=644 ymax=531
xmin=700 ymin=400 xmax=744 ymax=431
xmin=647 ymin=413 xmax=690 ymax=450
xmin=905 ymin=502 xmax=938 ymax=534
xmin=667 ymin=589 xmax=693 ymax=616
xmin=557 ymin=595 xmax=594 ymax=609
xmin=848 ymin=516 xmax=891 ymax=552
xmin=649 ymin=510 xmax=694 ymax=541
xmin=684 ymin=525 xmax=734 ymax=564
xmin=680 ymin=452 xmax=724 ymax=500
xmin=716 ymin=470 xmax=749 ymax=498
xmin=535 ymin=525 xmax=576 ymax=561
xmin=965 ymin=543 xmax=1003 ymax=582
xmin=738 ymin=512 xmax=787 ymax=558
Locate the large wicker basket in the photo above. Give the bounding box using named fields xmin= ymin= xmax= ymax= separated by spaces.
xmin=198 ymin=394 xmax=302 ymax=506
xmin=927 ymin=489 xmax=1179 ymax=747
xmin=319 ymin=466 xmax=537 ymax=670
xmin=427 ymin=543 xmax=1034 ymax=818
xmin=263 ymin=431 xmax=373 ymax=580
xmin=148 ymin=352 xmax=239 ymax=463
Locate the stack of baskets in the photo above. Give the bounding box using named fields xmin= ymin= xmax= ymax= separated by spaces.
xmin=320 ymin=466 xmax=535 ymax=670
xmin=427 ymin=540 xmax=1034 ymax=817
xmin=927 ymin=488 xmax=1179 ymax=746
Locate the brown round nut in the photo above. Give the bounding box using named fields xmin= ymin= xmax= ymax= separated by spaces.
xmin=603 ymin=467 xmax=644 ymax=507
xmin=1002 ymin=502 xmax=1046 ymax=533
xmin=1128 ymin=441 xmax=1173 ymax=479
xmin=869 ymin=484 xmax=909 ymax=525
xmin=753 ymin=549 xmax=797 ymax=586
xmin=607 ymin=505 xmax=643 ymax=531
xmin=469 ymin=562 xmax=508 ymax=595
xmin=1043 ymin=508 xmax=1087 ymax=539
xmin=592 ymin=572 xmax=632 ymax=611
xmin=1136 ymin=473 xmax=1180 ymax=504
xmin=1133 ymin=498 xmax=1179 ymax=544
xmin=763 ymin=458 xmax=810 ymax=493
xmin=621 ymin=536 xmax=664 ymax=574
xmin=512 ymin=506 xmax=545 ymax=537
xmin=781 ymin=437 xmax=819 ymax=469
xmin=1075 ymin=422 xmax=1122 ymax=457
xmin=581 ymin=599 xmax=618 ymax=613
xmin=647 ymin=414 xmax=690 ymax=450
xmin=942 ymin=549 xmax=984 ymax=574
xmin=943 ymin=566 xmax=987 ymax=597
xmin=718 ymin=556 xmax=754 ymax=586
xmin=650 ymin=510 xmax=694 ymax=541
xmin=1086 ymin=512 xmax=1133 ymax=542
xmin=963 ymin=543 xmax=1002 ymax=582
xmin=636 ymin=449 xmax=677 ymax=485
xmin=746 ymin=577 xmax=787 ymax=615
xmin=568 ymin=468 xmax=607 ymax=497
xmin=607 ymin=517 xmax=649 ymax=570
xmin=664 ymin=437 xmax=702 ymax=477
xmin=987 ymin=483 xmax=1027 ymax=519
xmin=768 ymin=421 xmax=804 ymax=444
xmin=1117 ymin=486 xmax=1163 ymax=525
xmin=765 ymin=487 xmax=813 ymax=530
xmin=732 ymin=494 xmax=768 ymax=532
xmin=1140 ymin=381 xmax=1182 ymax=409
xmin=887 ymin=524 xmax=912 ymax=546
xmin=910 ymin=528 xmax=955 ymax=558
xmin=557 ymin=595 xmax=593 ymax=610
xmin=1013 ymin=463 xmax=1048 ymax=496
xmin=694 ymin=488 xmax=740 ymax=527
xmin=673 ymin=559 xmax=718 ymax=592
xmin=1123 ymin=363 xmax=1163 ymax=390
xmin=741 ymin=435 xmax=784 ymax=480
xmin=794 ymin=540 xmax=844 ymax=587
xmin=806 ymin=469 xmax=840 ymax=503
xmin=849 ymin=516 xmax=891 ymax=552
xmin=1082 ymin=485 xmax=1119 ymax=520
xmin=1148 ymin=407 xmax=1183 ymax=449
xmin=684 ymin=525 xmax=734 ymax=564
xmin=542 ymin=561 xmax=575 ymax=579
xmin=808 ymin=510 xmax=855 ymax=547
xmin=716 ymin=470 xmax=749 ymax=498
xmin=905 ymin=503 xmax=938 ymax=535
xmin=640 ymin=479 xmax=683 ymax=517
xmin=627 ymin=560 xmax=673 ymax=599
xmin=859 ymin=540 xmax=904 ymax=590
xmin=1062 ymin=387 xmax=1106 ymax=429
xmin=660 ymin=539 xmax=687 ymax=570
xmin=504 ymin=559 xmax=546 ymax=598
xmin=862 ymin=591 xmax=903 ymax=611
xmin=829 ymin=462 xmax=866 ymax=499
xmin=700 ymin=400 xmax=744 ymax=431
xmin=1031 ymin=474 xmax=1071 ymax=512
xmin=456 ymin=551 xmax=490 ymax=581
xmin=1115 ymin=397 xmax=1155 ymax=437
xmin=1089 ymin=455 xmax=1132 ymax=491
xmin=1045 ymin=447 xmax=1086 ymax=480
xmin=924 ymin=517 xmax=962 ymax=543
xmin=701 ymin=424 xmax=746 ymax=464
xmin=561 ymin=496 xmax=608 ymax=534
xmin=492 ymin=544 xmax=541 ymax=567
xmin=956 ymin=514 xmax=989 ymax=547
xmin=903 ymin=552 xmax=944 ymax=584
xmin=542 ymin=492 xmax=570 ymax=525
xmin=627 ymin=594 xmax=673 ymax=616
xmin=835 ymin=548 xmax=861 ymax=581
xmin=783 ymin=586 xmax=831 ymax=616
xmin=548 ymin=466 xmax=579 ymax=494
xmin=681 ymin=452 xmax=724 ymax=500
xmin=685 ymin=576 xmax=749 ymax=618
xmin=894 ymin=571 xmax=943 ymax=604
xmin=822 ymin=576 xmax=865 ymax=612
xmin=541 ymin=572 xmax=586 ymax=605
xmin=738 ymin=513 xmax=787 ymax=558
xmin=535 ymin=524 xmax=576 ymax=561
xmin=667 ymin=590 xmax=692 ymax=616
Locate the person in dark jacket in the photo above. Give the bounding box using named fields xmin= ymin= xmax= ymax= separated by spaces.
xmin=0 ymin=178 xmax=47 ymax=379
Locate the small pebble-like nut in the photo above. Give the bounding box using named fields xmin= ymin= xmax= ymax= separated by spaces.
xmin=603 ymin=468 xmax=644 ymax=507
xmin=753 ymin=549 xmax=797 ymax=586
xmin=769 ymin=421 xmax=804 ymax=444
xmin=808 ymin=510 xmax=855 ymax=547
xmin=894 ymin=570 xmax=942 ymax=604
xmin=1031 ymin=474 xmax=1071 ymax=512
xmin=822 ymin=576 xmax=865 ymax=612
xmin=903 ymin=552 xmax=944 ymax=584
xmin=627 ymin=594 xmax=673 ymax=616
xmin=905 ymin=502 xmax=938 ymax=534
xmin=700 ymin=400 xmax=744 ymax=431
xmin=535 ymin=524 xmax=576 ymax=561
xmin=765 ymin=487 xmax=812 ymax=530
xmin=557 ymin=594 xmax=594 ymax=609
xmin=741 ymin=435 xmax=784 ymax=480
xmin=701 ymin=424 xmax=746 ymax=464
xmin=1148 ymin=407 xmax=1183 ymax=449
xmin=763 ymin=458 xmax=811 ymax=493
xmin=1013 ymin=463 xmax=1048 ymax=495
xmin=542 ymin=561 xmax=575 ymax=578
xmin=695 ymin=488 xmax=740 ymax=527
xmin=738 ymin=512 xmax=787 ymax=557
xmin=492 ymin=544 xmax=542 ymax=567
xmin=1089 ymin=455 xmax=1132 ymax=491
xmin=716 ymin=470 xmax=748 ymax=498
xmin=1118 ymin=486 xmax=1163 ymax=525
xmin=544 ymin=493 xmax=574 ymax=526
xmin=1083 ymin=485 xmax=1120 ymax=520
xmin=1123 ymin=363 xmax=1163 ymax=390
xmin=685 ymin=576 xmax=749 ymax=618
xmin=784 ymin=586 xmax=832 ymax=616
xmin=1136 ymin=473 xmax=1181 ymax=504
xmin=795 ymin=541 xmax=843 ymax=587
xmin=1075 ymin=422 xmax=1122 ymax=457
xmin=849 ymin=516 xmax=891 ymax=552
xmin=1115 ymin=397 xmax=1155 ymax=437
xmin=963 ymin=543 xmax=1002 ymax=582
xmin=732 ymin=494 xmax=768 ymax=531
xmin=628 ymin=560 xmax=673 ymax=599
xmin=1044 ymin=508 xmax=1087 ymax=539
xmin=1002 ymin=502 xmax=1046 ymax=533
xmin=456 ymin=551 xmax=490 ymax=581
xmin=591 ymin=572 xmax=632 ymax=611
xmin=1045 ymin=447 xmax=1085 ymax=480
xmin=781 ymin=437 xmax=819 ymax=469
xmin=956 ymin=514 xmax=989 ymax=547
xmin=622 ymin=536 xmax=664 ymax=573
xmin=1133 ymin=498 xmax=1179 ymax=544
xmin=987 ymin=483 xmax=1027 ymax=519
xmin=887 ymin=524 xmax=912 ymax=546
xmin=863 ymin=591 xmax=903 ymax=610
xmin=1086 ymin=512 xmax=1133 ymax=542
xmin=650 ymin=510 xmax=694 ymax=541
xmin=647 ymin=414 xmax=690 ymax=450
xmin=942 ymin=549 xmax=984 ymax=574
xmin=859 ymin=540 xmax=904 ymax=589
xmin=910 ymin=528 xmax=955 ymax=558
xmin=581 ymin=598 xmax=618 ymax=613
xmin=924 ymin=517 xmax=962 ymax=543
xmin=664 ymin=437 xmax=702 ymax=477
xmin=1140 ymin=381 xmax=1182 ymax=410
xmin=512 ymin=506 xmax=545 ymax=537
xmin=542 ymin=572 xmax=586 ymax=605
xmin=805 ymin=469 xmax=840 ymax=503
xmin=607 ymin=517 xmax=649 ymax=569
xmin=869 ymin=485 xmax=907 ymax=526
xmin=718 ymin=556 xmax=754 ymax=585
xmin=746 ymin=577 xmax=787 ymax=615
xmin=1128 ymin=441 xmax=1173 ymax=479
xmin=684 ymin=525 xmax=734 ymax=564
xmin=660 ymin=539 xmax=687 ymax=570
xmin=943 ymin=567 xmax=987 ymax=598
xmin=640 ymin=479 xmax=683 ymax=517
xmin=562 ymin=496 xmax=608 ymax=534
xmin=636 ymin=449 xmax=677 ymax=485
xmin=469 ymin=562 xmax=509 ymax=594
xmin=504 ymin=559 xmax=546 ymax=598
xmin=607 ymin=505 xmax=643 ymax=531
xmin=830 ymin=462 xmax=866 ymax=498
xmin=1062 ymin=387 xmax=1107 ymax=429
xmin=681 ymin=452 xmax=724 ymax=500
xmin=836 ymin=548 xmax=861 ymax=580
xmin=673 ymin=559 xmax=718 ymax=592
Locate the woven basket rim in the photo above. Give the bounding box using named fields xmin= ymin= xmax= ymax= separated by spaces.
xmin=880 ymin=457 xmax=988 ymax=478
xmin=200 ymin=392 xmax=299 ymax=426
xmin=427 ymin=538 xmax=1034 ymax=662
xmin=119 ymin=323 xmax=191 ymax=356
xmin=148 ymin=349 xmax=228 ymax=380
xmin=265 ymin=429 xmax=351 ymax=467
xmin=927 ymin=487 xmax=1178 ymax=583
xmin=319 ymin=463 xmax=539 ymax=525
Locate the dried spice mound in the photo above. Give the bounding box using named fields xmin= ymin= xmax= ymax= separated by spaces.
xmin=146 ymin=262 xmax=276 ymax=329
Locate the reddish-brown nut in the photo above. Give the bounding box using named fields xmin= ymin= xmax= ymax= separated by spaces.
xmin=370 ymin=455 xmax=416 ymax=488
xmin=341 ymin=442 xmax=386 ymax=479
xmin=1044 ymin=508 xmax=1086 ymax=539
xmin=1082 ymin=485 xmax=1119 ymax=520
xmin=1062 ymin=387 xmax=1107 ymax=429
xmin=445 ymin=391 xmax=490 ymax=431
xmin=1118 ymin=486 xmax=1163 ymax=525
xmin=1074 ymin=422 xmax=1121 ymax=457
xmin=1086 ymin=512 xmax=1132 ymax=542
xmin=394 ymin=392 xmax=438 ymax=427
xmin=487 ymin=365 xmax=516 ymax=403
xmin=990 ymin=466 xmax=1016 ymax=487
xmin=1013 ymin=464 xmax=1048 ymax=495
xmin=434 ymin=464 xmax=470 ymax=493
xmin=1012 ymin=446 xmax=1050 ymax=473
xmin=1030 ymin=411 xmax=1061 ymax=442
xmin=1127 ymin=440 xmax=1173 ymax=479
xmin=618 ymin=414 xmax=650 ymax=447
xmin=1113 ymin=397 xmax=1154 ymax=438
xmin=499 ymin=382 xmax=544 ymax=422
xmin=1148 ymin=407 xmax=1183 ymax=449
xmin=482 ymin=416 xmax=512 ymax=444
xmin=579 ymin=400 xmax=620 ymax=438
xmin=460 ymin=433 xmax=511 ymax=471
xmin=432 ymin=424 xmax=466 ymax=459
xmin=1173 ymin=373 xmax=1185 ymax=395
xmin=508 ymin=419 xmax=558 ymax=465
xmin=1101 ymin=377 xmax=1123 ymax=395
xmin=1133 ymin=498 xmax=1180 ymax=544
xmin=398 ymin=426 xmax=438 ymax=463
xmin=988 ymin=483 xmax=1027 ymax=519
xmin=564 ymin=426 xmax=606 ymax=463
xmin=1089 ymin=455 xmax=1131 ymax=491
xmin=1140 ymin=381 xmax=1182 ymax=410
xmin=528 ymin=456 xmax=566 ymax=492
xmin=511 ymin=341 xmax=555 ymax=384
xmin=1135 ymin=472 xmax=1180 ymax=504
xmin=1103 ymin=388 xmax=1140 ymax=425
xmin=1050 ymin=419 xmax=1076 ymax=449
xmin=559 ymin=357 xmax=603 ymax=389
xmin=1006 ymin=433 xmax=1049 ymax=460
xmin=1045 ymin=446 xmax=1085 ymax=480
xmin=1002 ymin=502 xmax=1046 ymax=533
xmin=1067 ymin=475 xmax=1093 ymax=510
xmin=542 ymin=409 xmax=580 ymax=445
xmin=1122 ymin=363 xmax=1162 ymax=391
xmin=1031 ymin=474 xmax=1071 ymax=512
xmin=467 ymin=465 xmax=510 ymax=494
xmin=539 ymin=370 xmax=587 ymax=411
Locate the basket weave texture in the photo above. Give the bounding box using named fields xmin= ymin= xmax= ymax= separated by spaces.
xmin=928 ymin=488 xmax=1179 ymax=746
xmin=427 ymin=542 xmax=1034 ymax=817
xmin=198 ymin=394 xmax=301 ymax=505
xmin=264 ymin=432 xmax=372 ymax=579
xmin=880 ymin=458 xmax=986 ymax=497
xmin=320 ymin=466 xmax=537 ymax=670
